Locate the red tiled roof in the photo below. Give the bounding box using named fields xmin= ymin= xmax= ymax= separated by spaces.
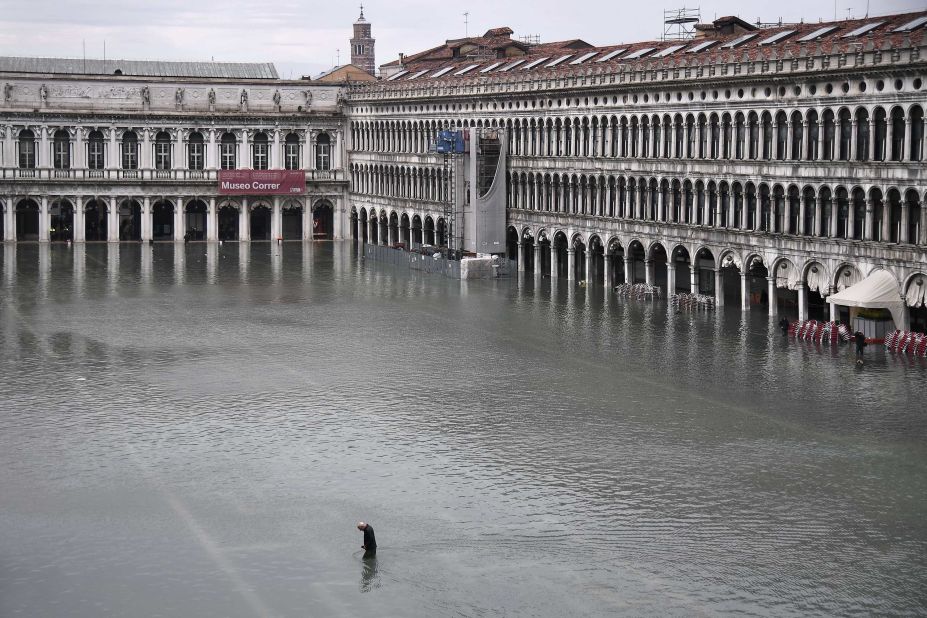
xmin=377 ymin=10 xmax=927 ymax=84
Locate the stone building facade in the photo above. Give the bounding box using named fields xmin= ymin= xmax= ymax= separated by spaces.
xmin=0 ymin=59 xmax=348 ymax=244
xmin=346 ymin=12 xmax=927 ymax=328
xmin=2 ymin=10 xmax=927 ymax=328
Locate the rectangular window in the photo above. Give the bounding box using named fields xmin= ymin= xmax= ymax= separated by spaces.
xmin=121 ymin=142 xmax=138 ymax=169
xmin=188 ymin=142 xmax=204 ymax=170
xmin=253 ymin=143 xmax=268 ymax=170
xmin=220 ymin=143 xmax=236 ymax=170
xmin=285 ymin=143 xmax=300 ymax=170
xmin=54 ymin=141 xmax=70 ymax=169
xmin=88 ymin=141 xmax=105 ymax=169
xmin=19 ymin=140 xmax=35 ymax=168
xmin=315 ymin=143 xmax=330 ymax=170
xmin=155 ymin=143 xmax=171 ymax=170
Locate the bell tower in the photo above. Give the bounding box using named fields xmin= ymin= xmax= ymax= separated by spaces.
xmin=350 ymin=5 xmax=376 ymax=75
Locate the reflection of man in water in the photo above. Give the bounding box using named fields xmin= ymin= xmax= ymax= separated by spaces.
xmin=357 ymin=521 xmax=376 ymax=556
xmin=360 ymin=553 xmax=379 ymax=592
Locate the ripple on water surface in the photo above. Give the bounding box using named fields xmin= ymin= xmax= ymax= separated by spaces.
xmin=0 ymin=242 xmax=925 ymax=617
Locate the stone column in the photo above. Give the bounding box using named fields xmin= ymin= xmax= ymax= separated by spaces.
xmin=904 ymin=119 xmax=912 ymax=161
xmin=603 ymin=121 xmax=612 ymax=157
xmin=623 ymin=256 xmax=632 ymax=285
xmin=207 ymin=129 xmax=218 ymax=170
xmin=644 ymin=258 xmax=652 ymax=286
xmin=73 ymin=197 xmax=85 ymax=242
xmin=38 ymin=125 xmax=50 ymax=170
xmin=881 ymin=199 xmax=891 ymax=241
xmin=658 ymin=188 xmax=666 ymax=222
xmin=901 ymin=201 xmax=910 ymax=244
xmin=740 ymin=271 xmax=749 ymax=311
xmin=303 ymin=198 xmax=312 ymax=241
xmin=141 ymin=129 xmax=152 ymax=171
xmin=271 ymin=129 xmax=281 ymax=169
xmin=566 ymin=248 xmax=575 ymax=281
xmin=920 ymin=201 xmax=927 ymax=245
xmin=240 ymin=198 xmax=250 ymax=241
xmin=797 ymin=283 xmax=808 ymax=321
xmin=767 ymin=277 xmax=777 ymax=316
xmin=829 ymin=298 xmax=838 ymax=322
xmin=38 ymin=196 xmax=49 ymax=241
xmin=690 ymin=264 xmax=697 ymax=294
xmin=585 ymin=249 xmax=593 ymax=284
xmin=107 ymin=127 xmax=118 ymax=171
xmin=272 ymin=196 xmax=282 ymax=241
xmin=141 ymin=197 xmax=151 ymax=241
xmin=174 ymin=197 xmax=184 ymax=241
xmin=108 ymin=197 xmax=119 ymax=242
xmin=74 ymin=128 xmax=85 ymax=170
xmin=667 ymin=264 xmax=676 ymax=296
xmin=239 ymin=130 xmax=249 ymax=170
xmin=715 ymin=269 xmax=724 ymax=306
xmin=550 ymin=244 xmax=558 ymax=279
xmin=798 ymin=196 xmax=807 ymax=236
xmin=864 ymin=199 xmax=874 ymax=240
xmin=207 ymin=197 xmax=217 ymax=241
xmin=517 ymin=241 xmax=525 ymax=272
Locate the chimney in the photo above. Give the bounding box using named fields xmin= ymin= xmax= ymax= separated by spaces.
xmin=398 ymin=53 xmax=405 ymax=68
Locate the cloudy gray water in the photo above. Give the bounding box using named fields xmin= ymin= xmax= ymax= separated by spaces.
xmin=1 ymin=242 xmax=925 ymax=617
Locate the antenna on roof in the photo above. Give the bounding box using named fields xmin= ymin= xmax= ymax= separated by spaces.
xmin=463 ymin=12 xmax=470 ymax=37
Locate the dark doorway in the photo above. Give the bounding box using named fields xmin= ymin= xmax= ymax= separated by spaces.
xmin=250 ymin=206 xmax=271 ymax=240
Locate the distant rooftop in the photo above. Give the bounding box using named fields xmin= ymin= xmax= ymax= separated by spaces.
xmin=0 ymin=56 xmax=279 ymax=79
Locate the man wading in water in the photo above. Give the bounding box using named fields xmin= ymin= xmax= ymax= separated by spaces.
xmin=357 ymin=522 xmax=377 ymax=557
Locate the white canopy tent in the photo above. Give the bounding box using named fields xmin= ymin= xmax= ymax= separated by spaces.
xmin=827 ymin=269 xmax=907 ymax=330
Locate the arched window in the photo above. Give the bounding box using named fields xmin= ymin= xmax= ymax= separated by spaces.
xmin=18 ymin=129 xmax=36 ymax=169
xmin=155 ymin=131 xmax=172 ymax=170
xmin=53 ymin=129 xmax=70 ymax=169
xmin=890 ymin=108 xmax=905 ymax=161
xmin=855 ymin=109 xmax=869 ymax=161
xmin=121 ymin=130 xmax=138 ymax=169
xmin=822 ymin=110 xmax=836 ymax=160
xmin=88 ymin=130 xmax=105 ymax=170
xmin=315 ymin=133 xmax=331 ymax=170
xmin=188 ymin=132 xmax=204 ymax=170
xmin=838 ymin=109 xmax=852 ymax=161
xmin=220 ymin=132 xmax=237 ymax=170
xmin=252 ymin=132 xmax=269 ymax=170
xmin=910 ymin=106 xmax=924 ymax=161
xmin=284 ymin=133 xmax=301 ymax=170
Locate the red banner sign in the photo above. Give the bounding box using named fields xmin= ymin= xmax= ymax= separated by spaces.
xmin=218 ymin=170 xmax=305 ymax=195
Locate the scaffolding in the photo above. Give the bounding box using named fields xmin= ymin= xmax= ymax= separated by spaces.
xmin=434 ymin=129 xmax=465 ymax=258
xmin=663 ymin=7 xmax=700 ymax=41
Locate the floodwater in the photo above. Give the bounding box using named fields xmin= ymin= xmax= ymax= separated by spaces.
xmin=1 ymin=242 xmax=925 ymax=617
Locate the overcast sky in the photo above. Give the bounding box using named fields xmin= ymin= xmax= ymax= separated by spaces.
xmin=1 ymin=0 xmax=924 ymax=79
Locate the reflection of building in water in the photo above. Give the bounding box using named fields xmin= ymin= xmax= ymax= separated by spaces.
xmin=350 ymin=11 xmax=927 ymax=330
xmin=2 ymin=9 xmax=927 ymax=329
